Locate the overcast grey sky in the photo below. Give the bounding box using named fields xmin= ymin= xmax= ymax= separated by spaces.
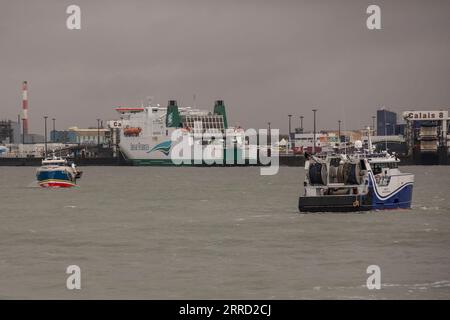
xmin=1 ymin=0 xmax=449 ymax=133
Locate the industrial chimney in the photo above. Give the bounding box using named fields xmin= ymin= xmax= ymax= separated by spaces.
xmin=22 ymin=81 xmax=29 ymax=136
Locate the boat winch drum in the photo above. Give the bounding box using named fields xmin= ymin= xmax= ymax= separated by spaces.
xmin=308 ymin=163 xmax=327 ymax=185
xmin=335 ymin=164 xmax=345 ymax=183
xmin=343 ymin=162 xmax=361 ymax=185
xmin=328 ymin=165 xmax=338 ymax=183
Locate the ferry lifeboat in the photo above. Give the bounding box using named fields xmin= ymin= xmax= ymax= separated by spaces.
xmin=123 ymin=127 xmax=142 ymax=137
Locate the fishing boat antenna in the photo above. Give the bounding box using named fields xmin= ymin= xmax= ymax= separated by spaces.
xmin=367 ymin=126 xmax=374 ymax=154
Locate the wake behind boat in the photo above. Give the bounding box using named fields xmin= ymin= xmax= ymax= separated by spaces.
xmin=36 ymin=156 xmax=82 ymax=188
xmin=298 ymin=130 xmax=414 ymax=213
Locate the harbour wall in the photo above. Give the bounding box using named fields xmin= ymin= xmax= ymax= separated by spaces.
xmin=0 ymin=154 xmax=448 ymax=166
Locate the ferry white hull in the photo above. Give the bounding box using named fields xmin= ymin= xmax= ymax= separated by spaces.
xmin=119 ymin=135 xmax=252 ymax=166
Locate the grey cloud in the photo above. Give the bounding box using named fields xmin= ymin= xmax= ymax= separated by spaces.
xmin=0 ymin=0 xmax=449 ymax=133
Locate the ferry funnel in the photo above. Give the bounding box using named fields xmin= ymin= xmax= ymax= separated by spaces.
xmin=214 ymin=100 xmax=228 ymax=129
xmin=166 ymin=100 xmax=181 ymax=127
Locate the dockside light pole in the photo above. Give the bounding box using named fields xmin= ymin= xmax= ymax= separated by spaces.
xmin=22 ymin=118 xmax=26 ymax=145
xmin=267 ymin=122 xmax=271 ymax=157
xmin=44 ymin=116 xmax=48 ymax=158
xmin=338 ymin=120 xmax=341 ymax=148
xmin=385 ymin=122 xmax=390 ymax=151
xmin=52 ymin=118 xmax=55 ymax=143
xmin=288 ymin=114 xmax=292 ymax=136
xmin=288 ymin=114 xmax=292 ymax=152
xmin=17 ymin=114 xmax=21 ymax=144
xmin=372 ymin=115 xmax=376 ymax=135
xmin=312 ymin=109 xmax=317 ymax=154
xmin=97 ymin=118 xmax=101 ymax=153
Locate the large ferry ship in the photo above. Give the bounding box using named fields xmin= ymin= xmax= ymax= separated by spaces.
xmin=298 ymin=132 xmax=414 ymax=212
xmin=114 ymin=99 xmax=255 ymax=166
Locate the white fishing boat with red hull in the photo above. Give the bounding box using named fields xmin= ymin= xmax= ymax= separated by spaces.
xmin=36 ymin=156 xmax=82 ymax=188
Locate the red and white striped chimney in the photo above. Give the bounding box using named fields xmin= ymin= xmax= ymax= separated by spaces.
xmin=22 ymin=81 xmax=28 ymax=136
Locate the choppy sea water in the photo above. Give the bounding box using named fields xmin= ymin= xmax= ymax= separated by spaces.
xmin=0 ymin=165 xmax=449 ymax=299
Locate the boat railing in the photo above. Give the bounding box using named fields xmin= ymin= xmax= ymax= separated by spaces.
xmin=325 ymin=183 xmax=363 ymax=188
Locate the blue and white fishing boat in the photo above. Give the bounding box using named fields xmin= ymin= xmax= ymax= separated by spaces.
xmin=298 ymin=130 xmax=414 ymax=212
xmin=36 ymin=156 xmax=82 ymax=188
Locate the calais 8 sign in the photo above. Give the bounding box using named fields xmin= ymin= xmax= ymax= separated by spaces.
xmin=403 ymin=111 xmax=449 ymax=120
